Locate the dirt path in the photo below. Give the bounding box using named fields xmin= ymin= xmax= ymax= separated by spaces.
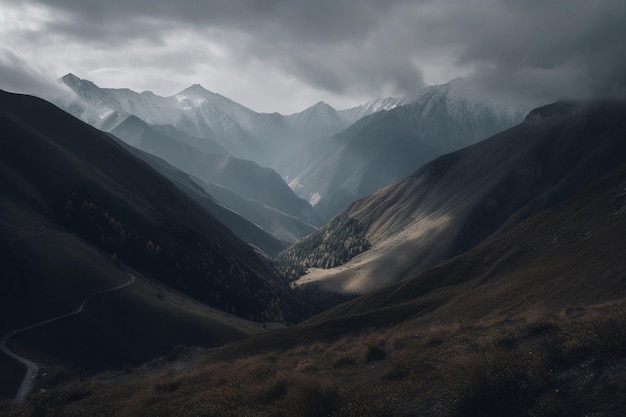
xmin=0 ymin=273 xmax=136 ymax=403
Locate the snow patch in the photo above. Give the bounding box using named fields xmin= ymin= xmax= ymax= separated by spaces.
xmin=175 ymin=94 xmax=206 ymax=109
xmin=309 ymin=192 xmax=321 ymax=206
xmin=98 ymin=108 xmax=114 ymax=120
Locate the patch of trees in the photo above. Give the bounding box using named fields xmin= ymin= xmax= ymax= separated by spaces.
xmin=278 ymin=217 xmax=370 ymax=279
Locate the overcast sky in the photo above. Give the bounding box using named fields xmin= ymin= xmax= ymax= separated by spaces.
xmin=1 ymin=0 xmax=625 ymax=113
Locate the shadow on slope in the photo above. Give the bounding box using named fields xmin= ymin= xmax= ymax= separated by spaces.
xmin=284 ymin=100 xmax=626 ymax=296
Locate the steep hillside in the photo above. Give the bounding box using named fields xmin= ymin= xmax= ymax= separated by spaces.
xmin=199 ymin=182 xmax=317 ymax=244
xmin=148 ymin=123 xmax=228 ymax=156
xmin=309 ymin=161 xmax=626 ymax=324
xmin=106 ymin=140 xmax=288 ymax=256
xmin=110 ymin=116 xmax=321 ymax=235
xmin=0 ymin=90 xmax=305 ymax=326
xmin=196 ymin=153 xmax=323 ymax=227
xmin=0 ymin=224 xmax=267 ymax=374
xmin=13 ymin=153 xmax=626 ymax=417
xmin=290 ymin=80 xmax=521 ymax=220
xmin=285 ymin=100 xmax=626 ymax=294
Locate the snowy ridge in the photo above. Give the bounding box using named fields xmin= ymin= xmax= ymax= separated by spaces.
xmin=60 ymin=74 xmax=411 ymax=146
xmin=338 ymin=97 xmax=406 ymax=123
xmin=288 ymin=79 xmax=524 ymax=220
xmin=398 ymin=80 xmax=524 ymax=152
xmin=59 ymin=74 xmax=421 ymax=176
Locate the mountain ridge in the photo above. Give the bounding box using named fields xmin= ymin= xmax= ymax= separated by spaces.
xmin=110 ymin=114 xmax=322 ymax=231
xmin=289 ymin=79 xmax=522 ymax=219
xmin=57 ymin=73 xmax=410 ymax=186
xmin=0 ymin=89 xmax=304 ymax=323
xmin=285 ymin=99 xmax=626 ymax=295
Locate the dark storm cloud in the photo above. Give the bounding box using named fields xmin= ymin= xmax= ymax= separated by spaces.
xmin=16 ymin=0 xmax=626 ymax=106
xmin=23 ymin=0 xmax=423 ymax=98
xmin=31 ymin=0 xmax=405 ymax=44
xmin=402 ymin=0 xmax=626 ymax=103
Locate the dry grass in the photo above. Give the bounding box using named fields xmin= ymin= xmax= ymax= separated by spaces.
xmin=4 ymin=299 xmax=625 ymax=417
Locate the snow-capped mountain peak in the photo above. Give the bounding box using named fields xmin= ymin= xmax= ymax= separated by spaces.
xmin=57 ymin=74 xmax=433 ymax=176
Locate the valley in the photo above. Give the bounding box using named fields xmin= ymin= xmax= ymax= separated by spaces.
xmin=3 ymin=1 xmax=625 ymax=415
xmin=2 ymin=78 xmax=625 ymax=417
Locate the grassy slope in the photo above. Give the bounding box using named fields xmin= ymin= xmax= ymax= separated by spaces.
xmin=8 ymin=157 xmax=626 ymax=416
xmin=0 ymin=90 xmax=307 ymax=398
xmin=286 ymin=100 xmax=626 ymax=296
xmin=0 ymin=184 xmax=268 ymax=399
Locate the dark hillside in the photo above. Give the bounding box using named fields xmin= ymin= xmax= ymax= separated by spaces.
xmin=105 ymin=136 xmax=288 ymax=256
xmin=0 ymin=90 xmax=303 ymax=324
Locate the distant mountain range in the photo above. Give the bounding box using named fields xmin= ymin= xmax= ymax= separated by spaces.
xmin=59 ymin=74 xmax=528 ymax=226
xmin=290 ymin=80 xmax=523 ymax=219
xmin=284 ymin=99 xmax=626 ymax=294
xmin=59 ymin=73 xmax=404 ymax=172
xmin=57 ymin=74 xmax=412 ymax=243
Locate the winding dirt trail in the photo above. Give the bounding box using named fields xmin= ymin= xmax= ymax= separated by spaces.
xmin=0 ymin=273 xmax=136 ymax=403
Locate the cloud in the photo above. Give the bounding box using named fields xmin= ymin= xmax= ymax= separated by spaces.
xmin=0 ymin=49 xmax=76 ymax=101
xmin=25 ymin=0 xmax=403 ymax=44
xmin=400 ymin=0 xmax=626 ymax=104
xmin=3 ymin=1 xmax=626 ymax=112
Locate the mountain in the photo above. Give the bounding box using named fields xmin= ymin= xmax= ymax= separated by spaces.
xmin=149 ymin=123 xmax=228 ymax=155
xmin=192 ymin=153 xmax=323 ymax=226
xmin=105 ymin=137 xmax=288 ymax=256
xmin=60 ymin=73 xmax=129 ymax=131
xmin=308 ymin=163 xmax=626 ymax=325
xmin=60 ymin=74 xmax=257 ymax=158
xmin=16 ymin=157 xmax=626 ymax=416
xmin=58 ymin=74 xmax=404 ymax=178
xmin=198 ymin=181 xmax=317 ymax=243
xmin=284 ymin=101 xmax=349 ymax=138
xmin=283 ymin=99 xmax=626 ymax=294
xmin=110 ymin=115 xmax=321 ymax=231
xmin=169 ymin=83 xmax=270 ymax=157
xmin=289 ymin=80 xmax=522 ymax=220
xmin=0 ymin=90 xmax=307 ymax=374
xmin=61 ymin=85 xmax=224 ymax=157
xmin=283 ymin=98 xmax=406 ymax=138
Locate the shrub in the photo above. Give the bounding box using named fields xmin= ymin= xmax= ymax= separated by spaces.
xmin=288 ymin=375 xmax=339 ymax=417
xmin=363 ymin=345 xmax=387 ymax=363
